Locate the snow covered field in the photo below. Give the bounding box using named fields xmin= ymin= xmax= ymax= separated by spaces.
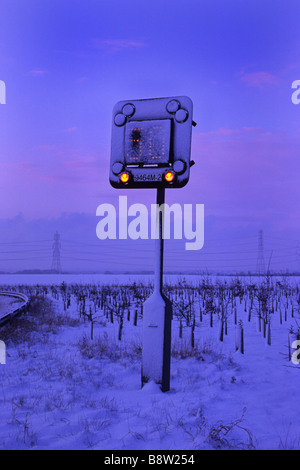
xmin=0 ymin=275 xmax=299 ymax=450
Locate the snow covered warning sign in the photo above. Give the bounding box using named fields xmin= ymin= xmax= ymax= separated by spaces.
xmin=110 ymin=96 xmax=194 ymax=189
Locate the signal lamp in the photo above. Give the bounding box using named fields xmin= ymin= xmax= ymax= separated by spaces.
xmin=164 ymin=171 xmax=175 ymax=183
xmin=120 ymin=172 xmax=130 ymax=184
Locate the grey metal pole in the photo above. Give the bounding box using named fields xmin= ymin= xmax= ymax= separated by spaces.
xmin=154 ymin=187 xmax=165 ymax=294
xmin=142 ymin=187 xmax=172 ymax=392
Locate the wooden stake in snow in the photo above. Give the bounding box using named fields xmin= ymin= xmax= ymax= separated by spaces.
xmin=235 ymin=321 xmax=244 ymax=354
xmin=288 ymin=333 xmax=291 ymax=361
xmin=266 ymin=320 xmax=271 ymax=346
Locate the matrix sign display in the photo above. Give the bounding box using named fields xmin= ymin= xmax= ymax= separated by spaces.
xmin=124 ymin=120 xmax=171 ymax=166
xmin=110 ymin=96 xmax=194 ymax=189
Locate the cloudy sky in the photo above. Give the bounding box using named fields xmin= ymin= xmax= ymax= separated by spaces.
xmin=0 ymin=0 xmax=300 ymax=272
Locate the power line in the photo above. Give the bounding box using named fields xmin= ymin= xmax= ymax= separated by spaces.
xmin=0 ymin=240 xmax=52 ymax=246
xmin=0 ymin=233 xmax=299 ymax=272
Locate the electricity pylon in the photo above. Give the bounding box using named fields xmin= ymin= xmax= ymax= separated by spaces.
xmin=256 ymin=230 xmax=265 ymax=275
xmin=51 ymin=231 xmax=62 ymax=273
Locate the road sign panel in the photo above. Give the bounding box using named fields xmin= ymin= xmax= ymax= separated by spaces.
xmin=110 ymin=96 xmax=194 ymax=189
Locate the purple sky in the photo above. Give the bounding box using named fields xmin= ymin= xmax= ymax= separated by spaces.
xmin=0 ymin=0 xmax=300 ymax=272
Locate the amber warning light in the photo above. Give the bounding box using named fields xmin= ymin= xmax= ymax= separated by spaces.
xmin=120 ymin=172 xmax=130 ymax=184
xmin=164 ymin=171 xmax=175 ymax=183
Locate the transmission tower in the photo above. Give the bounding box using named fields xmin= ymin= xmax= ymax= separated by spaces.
xmin=256 ymin=230 xmax=265 ymax=275
xmin=51 ymin=231 xmax=62 ymax=273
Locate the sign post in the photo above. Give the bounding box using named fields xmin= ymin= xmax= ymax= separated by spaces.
xmin=110 ymin=96 xmax=195 ymax=391
xmin=141 ymin=186 xmax=173 ymax=391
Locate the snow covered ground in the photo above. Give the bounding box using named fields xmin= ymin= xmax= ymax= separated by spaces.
xmin=0 ymin=276 xmax=299 ymax=450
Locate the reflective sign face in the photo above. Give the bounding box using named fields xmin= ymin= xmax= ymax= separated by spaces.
xmin=110 ymin=96 xmax=194 ymax=189
xmin=125 ymin=120 xmax=171 ymax=165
